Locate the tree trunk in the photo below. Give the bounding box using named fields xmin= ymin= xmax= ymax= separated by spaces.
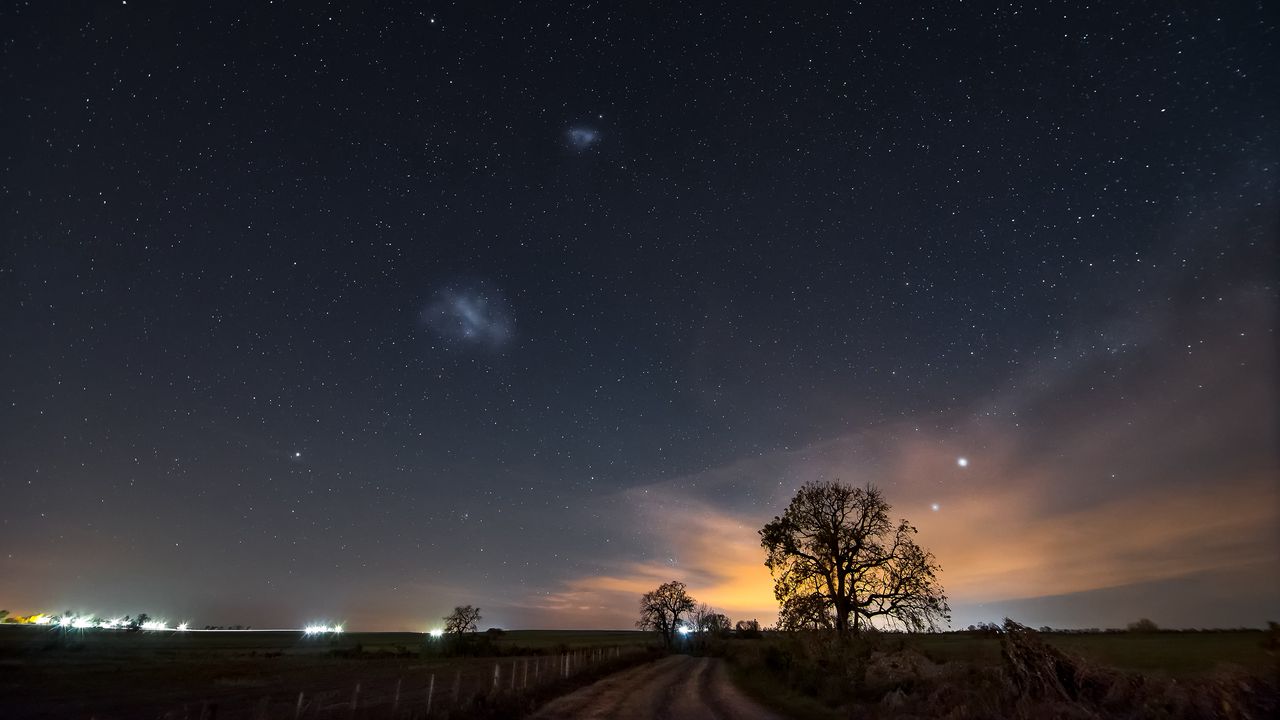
xmin=834 ymin=595 xmax=850 ymax=636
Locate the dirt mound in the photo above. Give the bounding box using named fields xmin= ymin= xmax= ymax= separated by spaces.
xmin=865 ymin=648 xmax=946 ymax=690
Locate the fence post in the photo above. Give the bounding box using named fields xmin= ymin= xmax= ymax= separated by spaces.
xmin=351 ymin=682 xmax=361 ymax=714
xmin=393 ymin=677 xmax=402 ymax=714
xmin=492 ymin=662 xmax=500 ymax=691
xmin=294 ymin=692 xmax=304 ymax=720
xmin=426 ymin=673 xmax=435 ymax=715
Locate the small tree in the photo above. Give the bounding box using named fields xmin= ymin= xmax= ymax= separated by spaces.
xmin=691 ymin=604 xmax=731 ymax=636
xmin=636 ymin=580 xmax=695 ymax=649
xmin=735 ymin=619 xmax=762 ymax=638
xmin=444 ymin=605 xmax=482 ymax=635
xmin=1126 ymin=618 xmax=1158 ymax=633
xmin=705 ymin=612 xmax=732 ymax=636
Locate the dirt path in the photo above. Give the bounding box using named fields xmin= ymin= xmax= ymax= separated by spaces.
xmin=530 ymin=654 xmax=785 ymax=720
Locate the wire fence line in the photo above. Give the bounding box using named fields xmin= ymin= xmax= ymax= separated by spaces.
xmin=152 ymin=645 xmax=645 ymax=720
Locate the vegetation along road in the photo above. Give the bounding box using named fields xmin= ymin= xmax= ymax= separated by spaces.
xmin=531 ymin=654 xmax=782 ymax=720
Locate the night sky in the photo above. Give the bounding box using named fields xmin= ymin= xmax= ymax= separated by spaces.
xmin=2 ymin=2 xmax=1277 ymax=632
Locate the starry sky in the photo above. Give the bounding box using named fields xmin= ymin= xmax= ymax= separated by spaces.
xmin=2 ymin=2 xmax=1277 ymax=632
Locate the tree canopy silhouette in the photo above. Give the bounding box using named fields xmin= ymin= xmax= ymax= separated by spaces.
xmin=760 ymin=480 xmax=949 ymax=635
xmin=444 ymin=605 xmax=482 ymax=635
xmin=636 ymin=580 xmax=695 ymax=648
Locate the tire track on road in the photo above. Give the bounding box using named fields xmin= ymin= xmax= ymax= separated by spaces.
xmin=530 ymin=655 xmax=783 ymax=720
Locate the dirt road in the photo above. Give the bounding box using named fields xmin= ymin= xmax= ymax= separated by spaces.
xmin=530 ymin=654 xmax=785 ymax=720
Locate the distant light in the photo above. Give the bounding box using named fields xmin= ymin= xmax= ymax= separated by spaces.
xmin=176 ymin=622 xmax=189 ymax=632
xmin=931 ymin=503 xmax=941 ymax=512
xmin=957 ymin=457 xmax=969 ymax=467
xmin=678 ymin=626 xmax=692 ymax=635
xmin=71 ymin=617 xmax=94 ymax=629
xmin=32 ymin=615 xmax=52 ymax=625
xmin=141 ymin=620 xmax=168 ymax=631
xmin=304 ymin=623 xmax=342 ymax=635
xmin=429 ymin=628 xmax=444 ymax=638
xmin=294 ymin=451 xmax=302 ymax=458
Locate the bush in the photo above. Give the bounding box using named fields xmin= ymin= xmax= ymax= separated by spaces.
xmin=1126 ymin=618 xmax=1159 ymax=633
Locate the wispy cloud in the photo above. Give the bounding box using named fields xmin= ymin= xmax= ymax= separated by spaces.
xmin=528 ymin=263 xmax=1279 ymax=628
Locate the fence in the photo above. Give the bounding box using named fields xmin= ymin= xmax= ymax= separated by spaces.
xmin=155 ymin=645 xmax=645 ymax=720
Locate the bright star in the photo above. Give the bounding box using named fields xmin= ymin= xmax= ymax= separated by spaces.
xmin=931 ymin=503 xmax=941 ymax=512
xmin=957 ymin=457 xmax=969 ymax=467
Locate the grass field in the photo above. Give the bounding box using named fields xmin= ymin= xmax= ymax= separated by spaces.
xmin=907 ymin=629 xmax=1273 ymax=677
xmin=2 ymin=625 xmax=1274 ymax=718
xmin=0 ymin=625 xmax=657 ymax=719
xmin=726 ymin=628 xmax=1278 ymax=720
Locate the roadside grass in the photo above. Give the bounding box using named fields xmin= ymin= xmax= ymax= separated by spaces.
xmin=723 ymin=641 xmax=845 ymax=720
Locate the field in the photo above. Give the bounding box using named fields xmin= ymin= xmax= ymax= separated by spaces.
xmin=3 ymin=625 xmax=1276 ymax=719
xmin=726 ymin=627 xmax=1279 ymax=719
xmin=908 ymin=630 xmax=1274 ymax=677
xmin=0 ymin=625 xmax=656 ymax=719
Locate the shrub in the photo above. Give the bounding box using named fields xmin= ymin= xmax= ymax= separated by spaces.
xmin=1126 ymin=618 xmax=1159 ymax=633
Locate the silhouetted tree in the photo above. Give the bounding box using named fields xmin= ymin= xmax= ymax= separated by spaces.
xmin=760 ymin=480 xmax=949 ymax=636
xmin=706 ymin=612 xmax=732 ymax=636
xmin=734 ymin=619 xmax=762 ymax=638
xmin=0 ymin=610 xmax=8 ymax=623
xmin=636 ymin=580 xmax=695 ymax=649
xmin=444 ymin=605 xmax=481 ymax=635
xmin=1126 ymin=618 xmax=1158 ymax=632
xmin=691 ymin=603 xmax=731 ymax=636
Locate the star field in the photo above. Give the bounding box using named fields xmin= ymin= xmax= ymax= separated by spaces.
xmin=0 ymin=2 xmax=1276 ymax=630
